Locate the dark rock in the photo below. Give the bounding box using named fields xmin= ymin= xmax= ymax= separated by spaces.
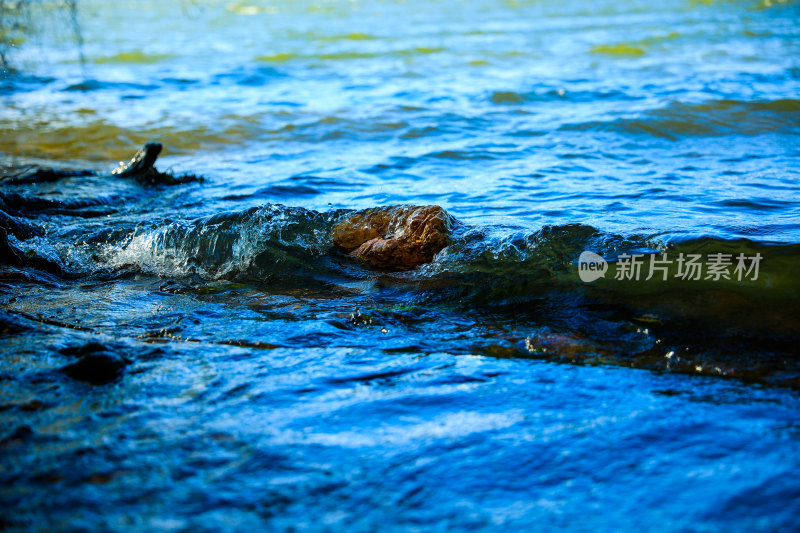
xmin=0 ymin=163 xmax=95 ymax=184
xmin=0 ymin=226 xmax=63 ymax=275
xmin=59 ymin=341 xmax=113 ymax=357
xmin=112 ymin=142 xmax=163 ymax=179
xmin=0 ymin=209 xmax=43 ymax=239
xmin=62 ymin=352 xmax=131 ymax=385
xmin=0 ymin=311 xmax=32 ymax=336
xmin=0 ymin=227 xmax=26 ymax=267
xmin=0 ymin=424 xmax=33 ymax=447
xmin=112 ymin=142 xmax=202 ymax=185
xmin=0 ymin=191 xmax=116 ymax=218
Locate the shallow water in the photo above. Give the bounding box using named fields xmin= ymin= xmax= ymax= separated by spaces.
xmin=1 ymin=0 xmax=800 ymax=530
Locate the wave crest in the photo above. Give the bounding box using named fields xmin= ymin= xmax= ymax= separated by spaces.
xmin=99 ymin=204 xmax=339 ymax=280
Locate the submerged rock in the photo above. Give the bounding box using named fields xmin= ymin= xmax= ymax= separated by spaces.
xmin=0 ymin=191 xmax=115 ymax=218
xmin=0 ymin=208 xmax=43 ymax=239
xmin=0 ymin=425 xmax=34 ymax=447
xmin=332 ymin=205 xmax=453 ymax=270
xmin=0 ymin=311 xmax=33 ymax=336
xmin=0 ymin=226 xmax=63 ymax=275
xmin=0 ymin=162 xmax=95 ymax=185
xmin=59 ymin=342 xmax=114 ymax=356
xmin=61 ymin=352 xmax=131 ymax=385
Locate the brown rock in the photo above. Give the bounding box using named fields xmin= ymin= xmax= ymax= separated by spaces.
xmin=332 ymin=205 xmax=453 ymax=270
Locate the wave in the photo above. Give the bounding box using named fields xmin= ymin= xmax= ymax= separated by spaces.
xmin=6 ymin=201 xmax=798 ymax=385
xmin=254 ymin=46 xmax=445 ymax=64
xmin=489 ymin=88 xmax=639 ymax=105
xmin=93 ymin=205 xmax=342 ymax=281
xmin=560 ymin=99 xmax=800 ymax=139
xmin=53 ymin=204 xmax=798 ymax=324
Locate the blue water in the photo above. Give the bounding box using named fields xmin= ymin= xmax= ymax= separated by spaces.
xmin=1 ymin=0 xmax=800 ymax=530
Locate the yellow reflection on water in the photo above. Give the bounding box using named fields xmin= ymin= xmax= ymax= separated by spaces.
xmin=590 ymin=43 xmax=646 ymax=56
xmin=93 ymin=51 xmax=175 ymax=65
xmin=0 ymin=119 xmax=244 ymax=161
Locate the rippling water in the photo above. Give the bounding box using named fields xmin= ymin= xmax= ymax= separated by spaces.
xmin=2 ymin=0 xmax=800 ymax=530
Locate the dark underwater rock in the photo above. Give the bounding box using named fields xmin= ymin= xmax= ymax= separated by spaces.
xmin=0 ymin=310 xmax=33 ymax=336
xmin=0 ymin=226 xmax=63 ymax=275
xmin=0 ymin=191 xmax=116 ymax=218
xmin=0 ymin=226 xmax=26 ymax=267
xmin=61 ymin=352 xmax=131 ymax=385
xmin=0 ymin=424 xmax=34 ymax=447
xmin=59 ymin=341 xmax=115 ymax=357
xmin=0 ymin=208 xmax=43 ymax=239
xmin=0 ymin=162 xmax=95 ymax=185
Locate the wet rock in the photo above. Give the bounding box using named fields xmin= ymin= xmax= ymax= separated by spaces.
xmin=0 ymin=191 xmax=116 ymax=218
xmin=0 ymin=424 xmax=34 ymax=447
xmin=525 ymin=332 xmax=598 ymax=360
xmin=0 ymin=208 xmax=43 ymax=239
xmin=0 ymin=226 xmax=63 ymax=275
xmin=0 ymin=227 xmax=26 ymax=267
xmin=332 ymin=205 xmax=453 ymax=270
xmin=112 ymin=142 xmax=163 ymax=180
xmin=88 ymin=472 xmax=115 ymax=484
xmin=61 ymin=352 xmax=131 ymax=385
xmin=112 ymin=142 xmax=201 ymax=185
xmin=18 ymin=399 xmax=47 ymax=412
xmin=59 ymin=341 xmax=113 ymax=357
xmin=0 ymin=162 xmax=95 ymax=185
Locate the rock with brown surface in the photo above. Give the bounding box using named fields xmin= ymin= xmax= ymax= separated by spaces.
xmin=332 ymin=205 xmax=454 ymax=270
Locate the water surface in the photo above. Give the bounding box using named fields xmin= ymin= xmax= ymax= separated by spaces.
xmin=1 ymin=0 xmax=800 ymax=530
